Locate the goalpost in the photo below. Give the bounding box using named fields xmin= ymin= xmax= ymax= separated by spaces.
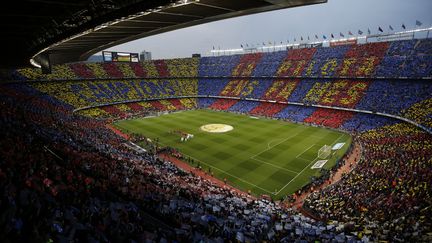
xmin=318 ymin=144 xmax=332 ymax=159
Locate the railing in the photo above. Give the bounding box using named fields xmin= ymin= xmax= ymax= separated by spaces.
xmin=3 ymin=74 xmax=432 ymax=84
xmin=72 ymin=95 xmax=432 ymax=135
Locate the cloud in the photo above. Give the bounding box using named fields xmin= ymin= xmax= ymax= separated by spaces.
xmin=105 ymin=0 xmax=431 ymax=59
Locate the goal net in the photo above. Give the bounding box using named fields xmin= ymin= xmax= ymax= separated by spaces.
xmin=318 ymin=145 xmax=332 ymax=159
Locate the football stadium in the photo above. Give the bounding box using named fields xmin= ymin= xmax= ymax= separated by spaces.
xmin=0 ymin=0 xmax=431 ymax=242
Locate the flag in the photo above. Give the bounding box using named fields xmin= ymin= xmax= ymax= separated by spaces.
xmin=307 ymin=36 xmax=310 ymax=40
xmin=323 ymin=35 xmax=327 ymax=39
xmin=339 ymin=32 xmax=345 ymax=37
xmin=315 ymin=34 xmax=319 ymax=39
xmin=416 ymin=20 xmax=422 ymax=26
xmin=287 ymin=39 xmax=289 ymax=43
xmin=240 ymin=44 xmax=243 ymax=48
xmin=212 ymin=46 xmax=215 ymax=50
xmin=402 ymin=23 xmax=406 ymax=29
xmin=389 ymin=25 xmax=394 ymax=31
xmin=246 ymin=43 xmax=249 ymax=47
xmin=301 ymin=36 xmax=303 ymax=41
xmin=294 ymin=38 xmax=296 ymax=42
xmin=262 ymin=42 xmax=265 ymax=46
xmin=348 ymin=31 xmax=353 ymax=35
xmin=268 ymin=41 xmax=272 ymax=45
xmin=367 ymin=28 xmax=371 ymax=35
xmin=331 ymin=33 xmax=334 ymax=38
xmin=378 ymin=26 xmax=383 ymax=32
xmin=358 ymin=30 xmax=363 ymax=35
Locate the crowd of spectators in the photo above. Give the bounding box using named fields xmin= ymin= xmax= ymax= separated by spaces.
xmin=12 ymin=39 xmax=432 ymax=82
xmin=303 ymin=109 xmax=355 ymax=128
xmin=250 ymin=103 xmax=287 ymax=117
xmin=227 ymin=100 xmax=261 ymax=114
xmin=199 ymin=55 xmax=241 ymax=77
xmin=2 ymin=82 xmax=386 ymax=242
xmin=231 ymin=53 xmax=263 ymax=77
xmin=252 ymin=51 xmax=286 ymax=77
xmin=3 ymin=78 xmax=431 ymax=242
xmin=30 ymin=79 xmax=198 ymax=109
xmin=2 ymin=38 xmax=432 ymax=242
xmin=277 ymin=48 xmax=316 ymax=77
xmin=166 ymin=58 xmax=199 ymax=78
xmin=303 ymin=45 xmax=350 ymax=77
xmin=22 ymin=70 xmax=431 ymax=133
xmin=303 ymin=123 xmax=432 ymax=241
xmin=209 ymin=98 xmax=238 ymax=111
xmin=401 ymin=98 xmax=432 ymax=130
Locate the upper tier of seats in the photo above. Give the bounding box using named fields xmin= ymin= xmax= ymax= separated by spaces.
xmin=29 ymin=77 xmax=432 ymax=131
xmin=1 ymin=38 xmax=432 ymax=242
xmin=15 ymin=39 xmax=432 ymax=80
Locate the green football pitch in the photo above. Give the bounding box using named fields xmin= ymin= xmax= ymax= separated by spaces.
xmin=114 ymin=109 xmax=351 ymax=200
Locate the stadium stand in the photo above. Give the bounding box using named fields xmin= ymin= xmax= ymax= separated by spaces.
xmin=13 ymin=39 xmax=432 ymax=81
xmin=1 ymin=38 xmax=432 ymax=242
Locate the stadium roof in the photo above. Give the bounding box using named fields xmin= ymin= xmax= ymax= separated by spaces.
xmin=1 ymin=0 xmax=326 ymax=69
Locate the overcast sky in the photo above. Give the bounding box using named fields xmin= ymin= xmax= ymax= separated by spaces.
xmin=104 ymin=0 xmax=432 ymax=59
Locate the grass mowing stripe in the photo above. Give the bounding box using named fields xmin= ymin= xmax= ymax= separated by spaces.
xmin=296 ymin=143 xmax=316 ymax=159
xmin=275 ymin=133 xmax=346 ymax=195
xmin=176 ymin=153 xmax=277 ymax=195
xmin=250 ymin=157 xmax=300 ymax=174
xmin=113 ymin=110 xmax=351 ymax=199
xmin=250 ymin=129 xmax=303 ymax=159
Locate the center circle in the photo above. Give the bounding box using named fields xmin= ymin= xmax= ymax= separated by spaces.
xmin=200 ymin=124 xmax=233 ymax=133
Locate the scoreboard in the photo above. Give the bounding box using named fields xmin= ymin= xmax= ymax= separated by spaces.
xmin=103 ymin=51 xmax=139 ymax=62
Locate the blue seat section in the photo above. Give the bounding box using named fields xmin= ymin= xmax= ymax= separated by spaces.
xmin=356 ymin=79 xmax=432 ymax=115
xmin=304 ymin=45 xmax=350 ymax=77
xmin=198 ymin=55 xmax=242 ymax=77
xmin=341 ymin=113 xmax=399 ymax=132
xmin=252 ymin=51 xmax=287 ymax=77
xmin=198 ymin=79 xmax=230 ymax=96
xmin=274 ymin=105 xmax=316 ymax=122
xmin=288 ymin=79 xmax=321 ymax=103
xmin=228 ymin=100 xmax=260 ymax=113
xmin=198 ymin=97 xmax=216 ymax=108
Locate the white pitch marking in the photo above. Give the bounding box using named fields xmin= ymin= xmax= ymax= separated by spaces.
xmin=251 ymin=157 xmax=299 ymax=175
xmin=180 ymin=154 xmax=277 ymax=195
xmin=275 ymin=133 xmax=345 ymax=195
xmin=251 ymin=130 xmax=303 ymax=159
xmin=295 ymin=143 xmax=316 ymax=159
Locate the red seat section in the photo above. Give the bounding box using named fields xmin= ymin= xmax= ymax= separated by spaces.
xmin=250 ymin=103 xmax=287 ymax=117
xmin=126 ymin=102 xmax=146 ymax=111
xmin=149 ymin=100 xmax=167 ymax=110
xmin=169 ymin=99 xmax=185 ymax=110
xmin=102 ymin=63 xmax=124 ymax=78
xmin=129 ymin=63 xmax=147 ymax=77
xmin=154 ymin=59 xmax=170 ymax=77
xmin=303 ymin=108 xmax=355 ymax=128
xmin=100 ymin=105 xmax=126 ymax=118
xmin=69 ymin=63 xmax=95 ymax=78
xmin=209 ymin=99 xmax=238 ymax=111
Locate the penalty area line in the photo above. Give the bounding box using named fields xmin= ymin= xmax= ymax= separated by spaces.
xmin=251 ymin=130 xmax=302 ymax=159
xmin=296 ymin=143 xmax=316 ymax=159
xmin=250 ymin=157 xmax=300 ymax=175
xmin=155 ymin=132 xmax=277 ymax=195
xmin=275 ymin=133 xmax=346 ymax=195
xmin=177 ymin=154 xmax=277 ymax=195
